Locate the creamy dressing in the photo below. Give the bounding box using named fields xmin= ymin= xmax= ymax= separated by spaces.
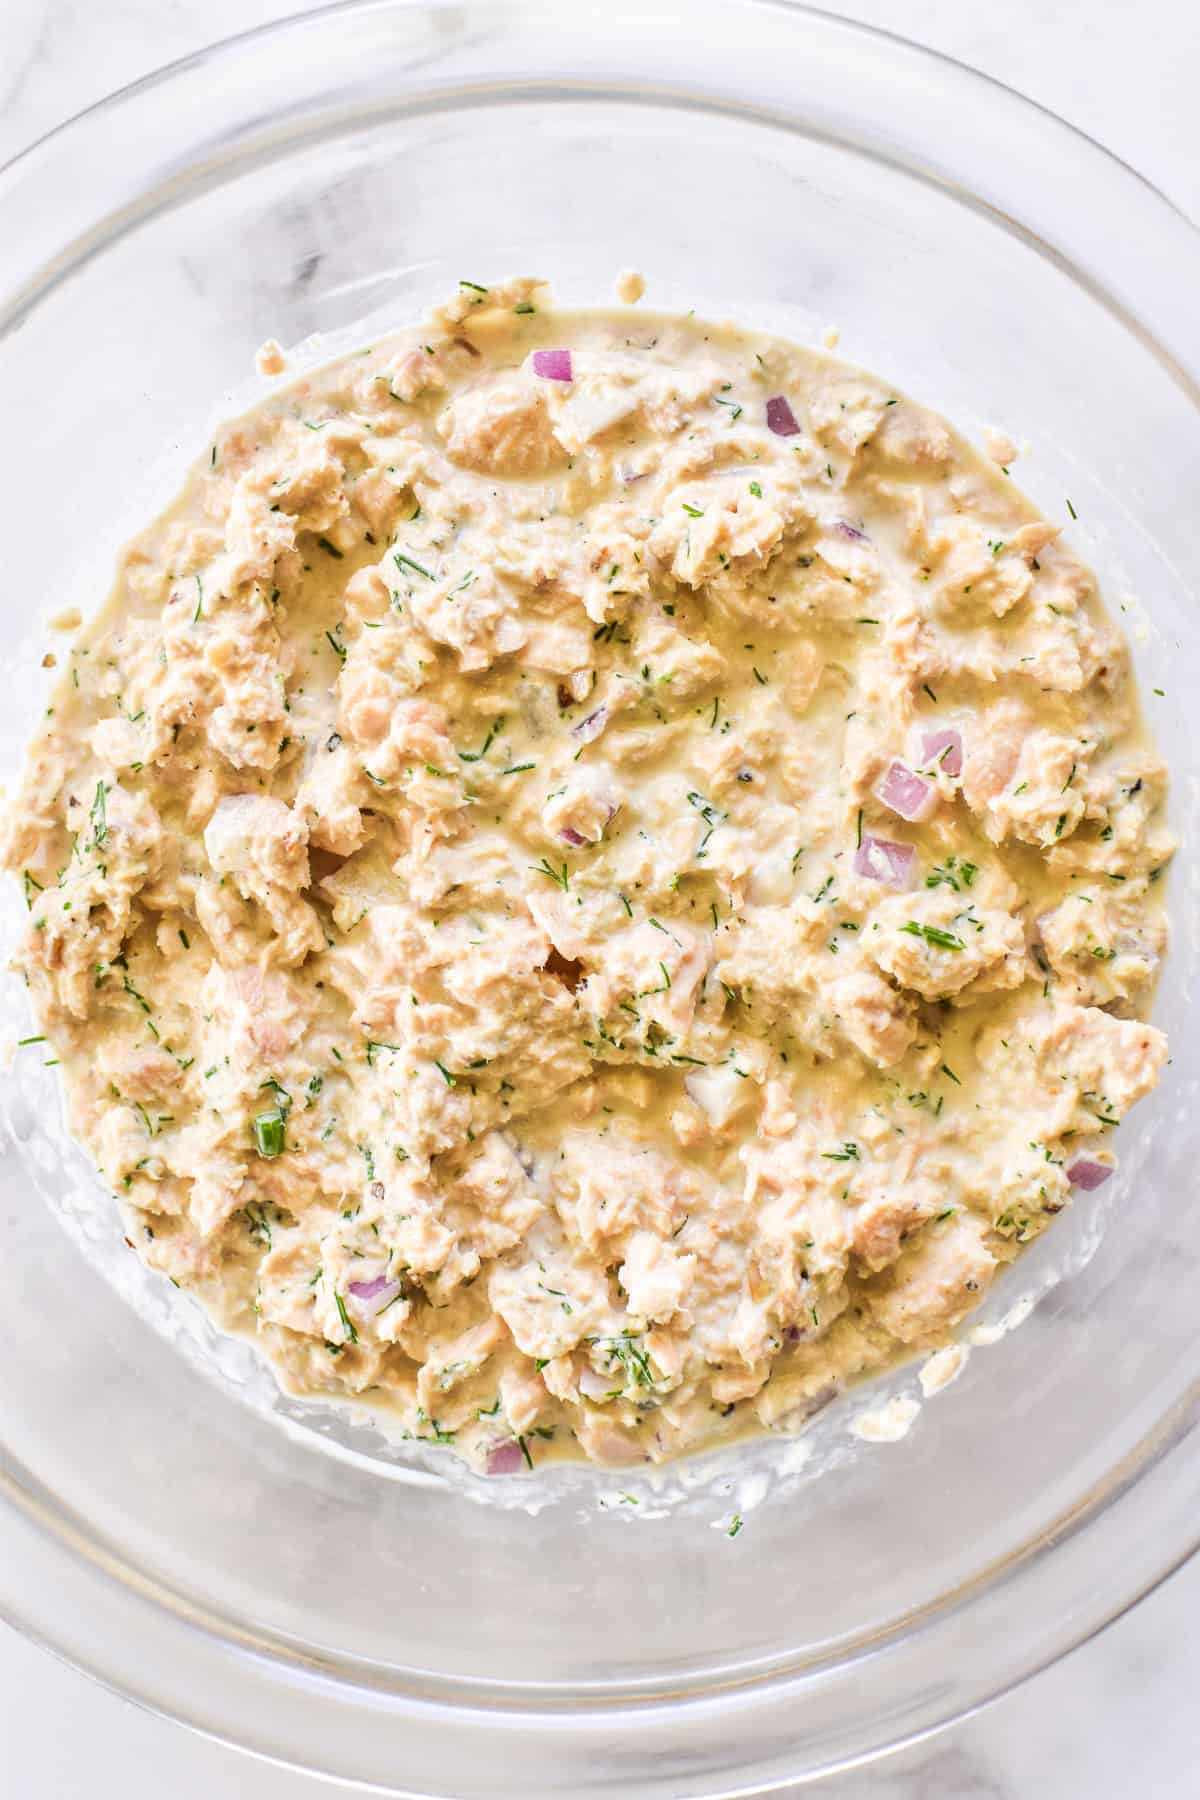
xmin=2 ymin=277 xmax=1171 ymax=1472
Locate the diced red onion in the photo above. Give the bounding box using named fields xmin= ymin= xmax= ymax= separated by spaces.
xmin=347 ymin=1274 xmax=404 ymax=1315
xmin=571 ymin=704 xmax=608 ymax=745
xmin=876 ymin=759 xmax=937 ymax=823
xmin=835 ymin=520 xmax=869 ymax=543
xmin=919 ymin=726 xmax=964 ymax=778
xmin=766 ymin=394 xmax=800 ymax=437
xmin=1067 ymin=1158 xmax=1113 ymax=1191
xmin=853 ymin=835 xmax=917 ymax=889
xmin=347 ymin=1274 xmax=391 ymax=1299
xmin=560 ymin=827 xmax=587 ymax=847
xmin=531 ymin=349 xmax=572 ymax=382
xmin=486 ymin=1440 xmax=526 ymax=1476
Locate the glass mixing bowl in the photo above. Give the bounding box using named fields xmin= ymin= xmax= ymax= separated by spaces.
xmin=1 ymin=3 xmax=1197 ymax=1793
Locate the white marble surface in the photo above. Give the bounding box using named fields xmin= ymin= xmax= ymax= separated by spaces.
xmin=1 ymin=2 xmax=1197 ymax=1795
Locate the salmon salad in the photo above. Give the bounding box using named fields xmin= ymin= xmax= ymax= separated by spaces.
xmin=1 ymin=277 xmax=1171 ymax=1472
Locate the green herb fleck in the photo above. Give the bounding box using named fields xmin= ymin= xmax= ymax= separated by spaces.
xmin=458 ymin=717 xmax=504 ymax=763
xmin=925 ymin=856 xmax=977 ymax=893
xmin=531 ymin=858 xmax=569 ymax=892
xmin=394 ymin=551 xmax=434 ymax=581
xmin=334 ymin=1291 xmax=359 ymax=1344
xmin=90 ymin=781 xmax=109 ymax=849
xmin=900 ymin=921 xmax=964 ymax=951
xmin=822 ymin=1141 xmax=860 ymax=1162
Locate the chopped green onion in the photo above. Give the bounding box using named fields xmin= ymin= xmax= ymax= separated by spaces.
xmin=253 ymin=1109 xmax=286 ymax=1158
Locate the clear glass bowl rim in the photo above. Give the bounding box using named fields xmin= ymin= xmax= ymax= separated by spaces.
xmin=1 ymin=2 xmax=1198 ymax=1794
